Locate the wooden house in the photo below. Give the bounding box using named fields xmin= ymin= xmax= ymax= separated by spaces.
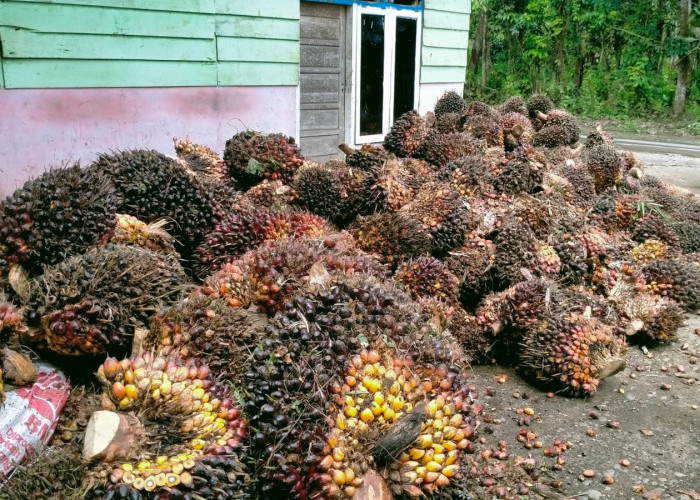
xmin=0 ymin=0 xmax=471 ymax=196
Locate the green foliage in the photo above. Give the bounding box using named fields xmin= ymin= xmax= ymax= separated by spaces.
xmin=467 ymin=0 xmax=700 ymax=121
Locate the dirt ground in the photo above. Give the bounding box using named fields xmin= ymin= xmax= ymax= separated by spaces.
xmin=635 ymin=152 xmax=700 ymax=197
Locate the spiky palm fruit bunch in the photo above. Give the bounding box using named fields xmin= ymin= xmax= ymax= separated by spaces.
xmin=240 ymin=179 xmax=296 ymax=208
xmin=499 ymin=112 xmax=535 ymax=151
xmin=444 ymin=234 xmax=496 ymax=310
xmin=643 ymin=259 xmax=700 ymax=311
xmin=401 ymin=182 xmax=471 ymax=256
xmin=585 ymin=128 xmax=615 ymax=149
xmin=632 ymin=215 xmax=680 ymax=250
xmin=94 ymin=352 xmax=249 ymax=497
xmin=434 ymin=90 xmax=467 ymax=117
xmin=499 ymin=95 xmax=528 ymax=116
xmin=436 ymin=156 xmax=491 ymax=197
xmin=435 ymin=112 xmax=465 ymax=133
xmin=462 ymin=114 xmax=504 ymax=148
xmin=335 ymin=162 xmax=380 ymax=218
xmin=550 ymin=233 xmax=589 ymax=285
xmin=342 ymin=143 xmax=390 ymax=172
xmin=536 ymin=243 xmax=562 ymax=275
xmin=383 ymin=111 xmax=433 ymax=157
xmin=588 ymin=259 xmax=646 ymax=298
xmin=370 ymin=157 xmax=434 ymax=211
xmin=25 ymin=244 xmax=187 ymax=356
xmin=348 ymin=212 xmax=432 ymax=267
xmin=533 ymin=110 xmax=581 ymax=148
xmin=555 ymin=160 xmax=597 ymax=204
xmin=238 ymin=278 xmax=428 ymax=498
xmin=584 ymin=145 xmax=624 ymax=193
xmin=416 ymin=131 xmax=482 ymax=167
xmin=464 ymin=101 xmax=499 ymax=120
xmin=491 ymin=219 xmax=540 ymax=287
xmin=92 ymin=149 xmax=219 ymax=253
xmin=294 ymin=162 xmax=346 ymax=219
xmin=320 ymin=350 xmax=480 ymax=498
xmin=578 ymin=227 xmax=614 ymax=260
xmin=512 ymin=193 xmax=582 ymax=239
xmin=0 ymin=164 xmax=118 ymax=278
xmin=671 ymin=221 xmax=700 ymax=253
xmin=525 ymin=93 xmax=554 ymax=121
xmin=610 ymin=285 xmax=685 ymax=344
xmin=519 ymin=312 xmax=626 ymax=396
xmin=148 ymin=291 xmax=267 ymax=380
xmin=110 ymin=214 xmax=177 ymax=255
xmin=491 ymin=153 xmax=544 ymax=195
xmin=173 ymin=137 xmax=227 ymax=181
xmin=395 ymin=256 xmax=460 ymax=304
xmin=223 ymin=130 xmax=305 ymax=190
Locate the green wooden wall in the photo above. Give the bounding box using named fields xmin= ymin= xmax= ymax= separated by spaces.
xmin=421 ymin=0 xmax=470 ymax=84
xmin=0 ymin=0 xmax=300 ymax=88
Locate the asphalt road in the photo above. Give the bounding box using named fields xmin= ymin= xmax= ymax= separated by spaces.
xmin=614 ymin=137 xmax=700 ymax=158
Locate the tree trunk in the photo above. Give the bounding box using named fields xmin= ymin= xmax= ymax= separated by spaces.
xmin=481 ymin=9 xmax=491 ymax=91
xmin=468 ymin=8 xmax=487 ymax=75
xmin=672 ymin=0 xmax=692 ymax=117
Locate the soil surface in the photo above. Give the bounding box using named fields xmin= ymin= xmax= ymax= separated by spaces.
xmin=468 ymin=316 xmax=700 ymax=500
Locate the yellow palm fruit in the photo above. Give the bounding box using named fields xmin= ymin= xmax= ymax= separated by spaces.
xmin=449 ymin=413 xmax=463 ymax=427
xmin=166 ymin=473 xmax=180 ymax=487
xmin=132 ymin=477 xmax=146 ymax=490
xmin=409 ymin=448 xmax=425 ymax=460
xmin=383 ymin=407 xmax=396 ymax=421
xmin=137 ymin=460 xmax=151 ymax=471
xmin=155 ymin=456 xmax=168 ymax=467
xmin=432 ymin=443 xmax=445 ymax=455
xmin=345 ymin=395 xmax=355 ymax=407
xmin=433 ymin=453 xmax=445 ymax=464
xmin=418 ymin=434 xmax=433 ymax=447
xmin=371 ymin=402 xmax=383 ymax=417
xmin=144 ymin=477 xmax=157 ymax=492
xmin=392 ymin=398 xmax=404 ymax=412
xmin=332 ymin=447 xmax=345 ymax=462
xmin=344 ymin=486 xmax=356 ymax=497
xmin=332 ymin=469 xmax=346 ymax=486
xmin=344 ymin=468 xmax=355 ymax=484
xmin=426 ymin=460 xmax=442 ymax=473
xmin=121 ymin=463 xmax=134 ymax=472
xmin=360 ymin=408 xmax=375 ymax=422
xmin=443 ymin=440 xmax=456 ymax=451
xmin=442 ymin=464 xmax=458 ymax=477
xmin=445 ymin=450 xmax=459 ymax=466
xmin=432 ymin=419 xmax=444 ymax=431
xmin=436 ymin=473 xmax=450 ymax=486
xmin=443 ymin=426 xmax=456 ymax=440
xmin=373 ymin=392 xmax=385 ymax=406
xmin=345 ymin=406 xmax=358 ymax=418
xmin=154 ymin=473 xmax=167 ymax=487
xmin=424 ymin=471 xmax=440 ymax=483
xmin=337 ymin=414 xmax=347 ymax=430
xmin=422 ymin=448 xmax=435 ymax=464
xmin=385 ymin=369 xmax=397 ymax=381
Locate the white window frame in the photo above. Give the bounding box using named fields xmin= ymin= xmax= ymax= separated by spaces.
xmin=351 ymin=4 xmax=422 ymax=145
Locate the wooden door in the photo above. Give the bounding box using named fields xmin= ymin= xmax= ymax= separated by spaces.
xmin=299 ymin=2 xmax=347 ymax=161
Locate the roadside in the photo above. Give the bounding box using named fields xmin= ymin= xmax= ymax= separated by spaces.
xmin=579 ymin=118 xmax=700 ymax=143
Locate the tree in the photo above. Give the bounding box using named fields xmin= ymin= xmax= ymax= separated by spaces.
xmin=672 ymin=0 xmax=693 ymax=116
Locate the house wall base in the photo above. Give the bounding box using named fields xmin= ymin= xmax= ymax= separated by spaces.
xmin=0 ymin=86 xmax=298 ymax=198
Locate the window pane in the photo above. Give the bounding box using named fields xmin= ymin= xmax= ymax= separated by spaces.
xmin=393 ymin=17 xmax=417 ymax=120
xmin=360 ymin=14 xmax=384 ymax=136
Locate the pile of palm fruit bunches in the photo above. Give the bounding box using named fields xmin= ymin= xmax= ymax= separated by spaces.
xmin=1 ymin=91 xmax=699 ymax=500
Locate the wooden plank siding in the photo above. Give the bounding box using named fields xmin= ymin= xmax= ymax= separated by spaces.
xmin=0 ymin=0 xmax=299 ymax=88
xmin=420 ymin=0 xmax=470 ymax=84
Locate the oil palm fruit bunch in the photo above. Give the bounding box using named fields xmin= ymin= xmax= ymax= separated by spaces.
xmin=671 ymin=220 xmax=700 ymax=253
xmin=436 ymin=156 xmax=491 ymax=198
xmin=92 ymin=352 xmax=248 ymax=498
xmin=526 ymin=93 xmax=554 ymax=123
xmin=348 ymin=212 xmax=432 ymax=267
xmin=499 ymin=95 xmax=528 ymax=116
xmin=630 ymin=239 xmax=674 ymax=263
xmin=319 ymin=349 xmax=480 ymax=498
xmin=491 ymin=219 xmax=542 ymax=288
xmin=148 ymin=290 xmax=268 ymax=380
xmin=173 ymin=137 xmax=227 ymax=181
xmin=491 ymin=148 xmax=545 ymax=195
xmin=416 ymin=131 xmax=482 ymax=167
xmin=0 ymin=164 xmax=118 ymax=279
xmin=401 ymin=182 xmax=472 ymax=256
xmin=25 ymin=244 xmax=187 ymax=356
xmin=435 ymin=112 xmax=465 ymax=133
xmin=434 ymin=90 xmax=466 ymax=117
xmin=0 ymin=297 xmax=28 ymax=402
xmin=340 ymin=143 xmax=390 ymax=172
xmin=395 ymin=256 xmax=460 ymax=304
xmin=110 ymin=214 xmax=177 ymax=256
xmin=444 ymin=233 xmax=497 ymax=309
xmin=585 ymin=126 xmax=615 ymax=149
xmin=532 ymin=109 xmax=580 ymax=148
xmin=91 ymin=149 xmax=219 ymax=255
xmin=643 ymin=258 xmax=700 ymax=311
xmin=370 ymin=157 xmax=434 ymax=211
xmin=550 ymin=233 xmax=589 ymax=285
xmin=584 ymin=145 xmax=624 ymax=193
xmin=223 ymin=130 xmax=305 ymax=190
xmin=383 ymin=111 xmax=433 ymax=157
xmin=632 ymin=214 xmax=680 ymax=251
xmin=519 ymin=311 xmax=626 ymax=396
xmin=499 ymin=112 xmax=535 ymax=151
xmin=462 ymin=114 xmax=504 ymax=148
xmin=240 ymin=179 xmax=296 ymax=208
xmin=555 ymin=160 xmax=597 ymax=204
xmin=465 ymin=101 xmax=500 ymax=120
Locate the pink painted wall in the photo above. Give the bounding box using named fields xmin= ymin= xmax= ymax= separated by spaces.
xmin=0 ymin=86 xmax=298 ymax=198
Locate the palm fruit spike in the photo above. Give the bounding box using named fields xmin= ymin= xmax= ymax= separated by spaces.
xmin=148 ymin=290 xmax=268 ymax=380
xmin=371 ymin=157 xmax=435 ymax=211
xmin=585 ymin=144 xmax=624 ymax=193
xmin=519 ymin=312 xmax=626 ymax=396
xmin=340 ymin=143 xmax=390 ymax=172
xmin=491 ymin=152 xmax=545 ymax=195
xmin=91 ymin=149 xmax=220 ymax=254
xmin=585 ymin=126 xmax=615 ymax=149
xmin=416 ymin=131 xmax=482 ymax=167
xmin=0 ymin=164 xmax=118 ymax=279
xmin=533 ymin=109 xmax=580 ymax=147
xmin=25 ymin=244 xmax=187 ymax=357
xmin=491 ymin=219 xmax=540 ymax=288
xmin=173 ymin=136 xmax=227 ymax=181
xmin=550 ymin=233 xmax=589 ymax=285
xmin=348 ymin=212 xmax=432 ymax=267
xmin=434 ymin=90 xmax=466 ymax=117
xmin=671 ymin=220 xmax=700 ymax=253
xmin=463 ymin=114 xmax=504 ymax=148
xmin=109 ymin=214 xmax=177 ymax=255
xmin=444 ymin=234 xmax=497 ymax=309
xmin=395 ymin=256 xmax=460 ymax=304
xmin=436 ymin=156 xmax=491 ymax=198
xmin=499 ymin=112 xmax=535 ymax=151
xmin=643 ymin=258 xmax=700 ymax=311
xmin=383 ymin=111 xmax=433 ymax=157
xmin=319 ymin=351 xmax=480 ymax=498
xmin=401 ymin=182 xmax=472 ymax=256
xmin=223 ymin=130 xmax=305 ymax=190
xmin=436 ymin=112 xmax=465 ymax=133
xmin=556 ymin=160 xmax=596 ymax=204
xmin=94 ymin=352 xmax=248 ymax=498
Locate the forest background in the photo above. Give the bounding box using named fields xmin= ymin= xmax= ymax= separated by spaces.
xmin=466 ymin=0 xmax=700 ymax=135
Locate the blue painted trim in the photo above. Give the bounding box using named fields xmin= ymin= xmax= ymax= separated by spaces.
xmin=302 ymin=0 xmax=423 ymax=11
